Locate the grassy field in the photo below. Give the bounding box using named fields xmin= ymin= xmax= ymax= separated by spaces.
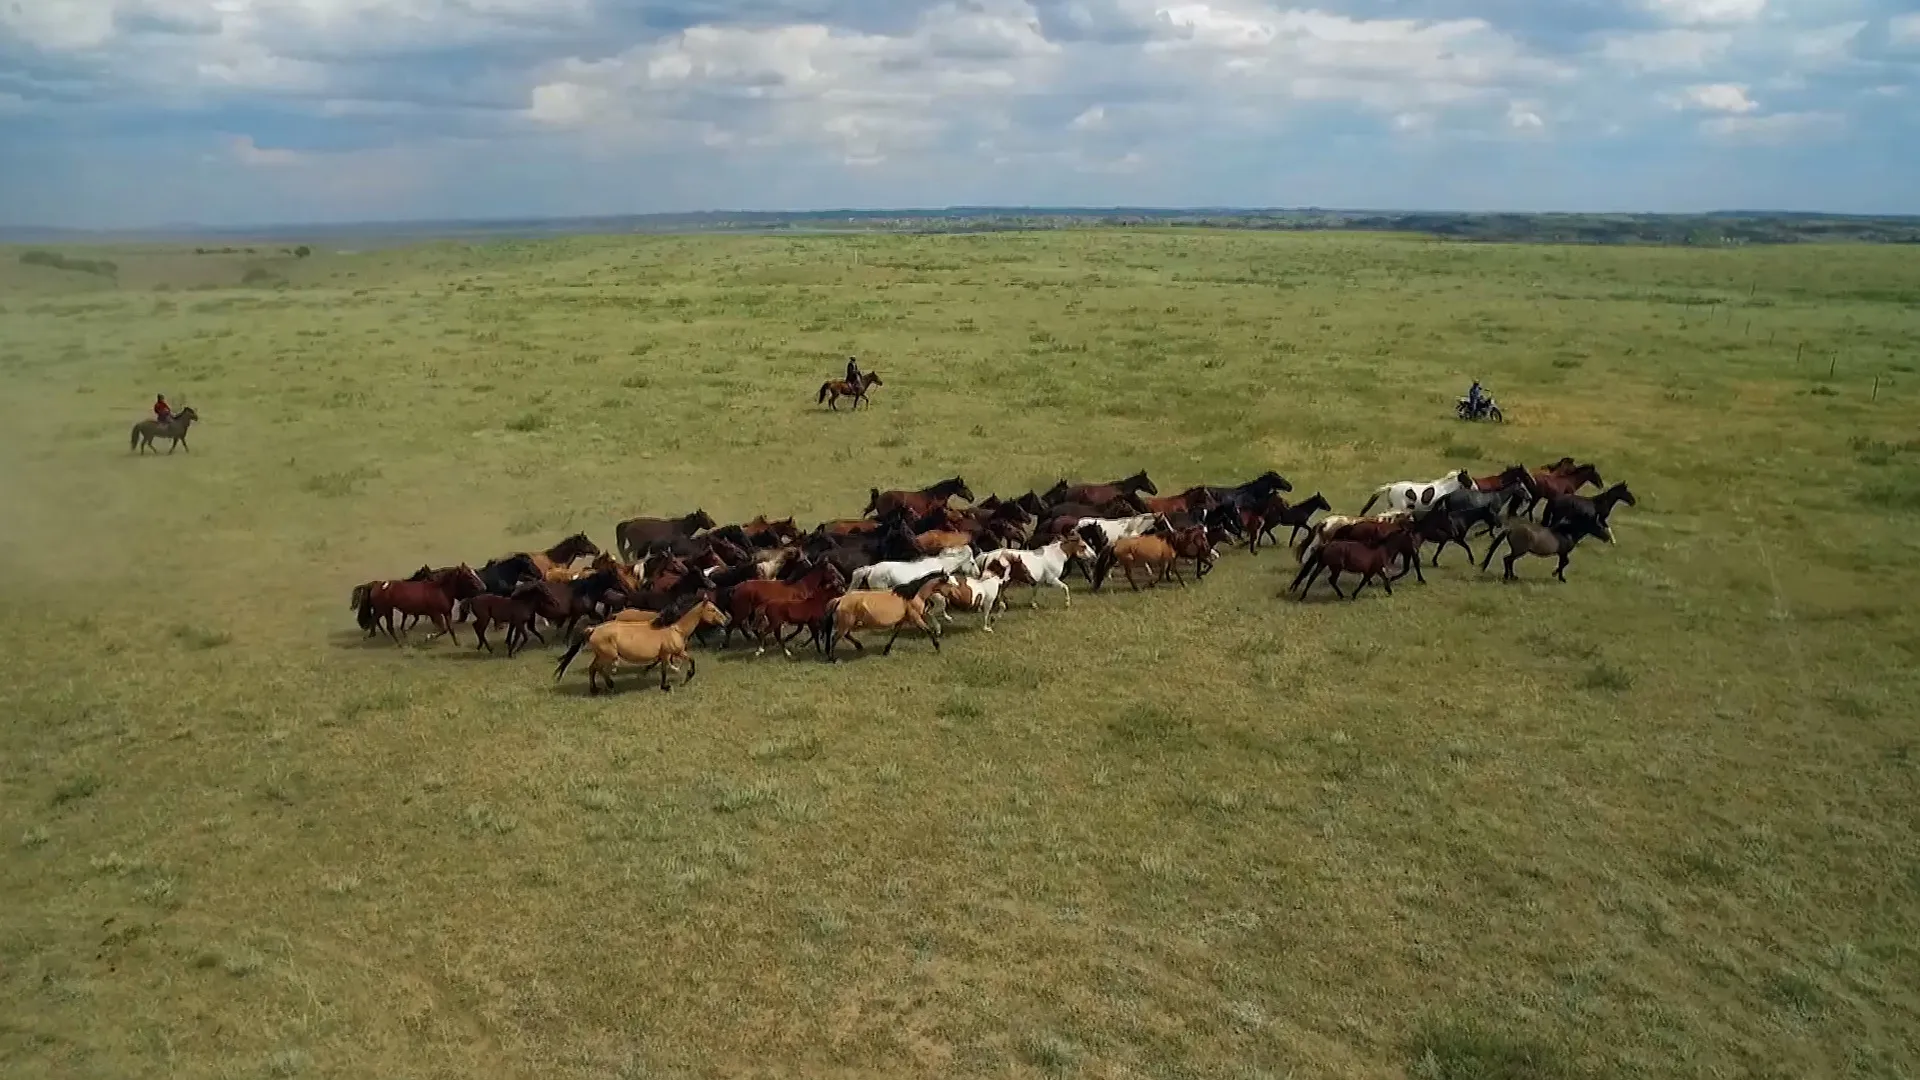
xmin=2 ymin=230 xmax=1918 ymax=1080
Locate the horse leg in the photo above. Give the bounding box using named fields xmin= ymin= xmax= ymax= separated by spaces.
xmin=1379 ymin=568 xmax=1393 ymax=596
xmin=1503 ymin=552 xmax=1521 ymax=581
xmin=660 ymin=658 xmax=673 ymax=692
xmin=1555 ymin=553 xmax=1570 ymax=582
xmin=475 ymin=618 xmax=493 ymax=652
xmin=1328 ymin=570 xmax=1346 ymax=599
xmin=884 ymin=627 xmax=901 ymax=656
xmin=683 ymin=652 xmax=697 ymax=685
xmin=1056 ymin=581 xmax=1072 ymax=608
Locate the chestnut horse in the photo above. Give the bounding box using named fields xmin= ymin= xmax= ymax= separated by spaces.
xmin=362 ymin=565 xmax=485 ymax=644
xmin=1045 ymin=471 xmax=1159 ymax=507
xmin=864 ymin=477 xmax=973 ymax=519
xmin=518 ymin=533 xmax=600 ymax=577
xmin=1523 ymin=464 xmax=1603 ymax=518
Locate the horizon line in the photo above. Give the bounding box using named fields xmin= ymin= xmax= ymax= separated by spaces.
xmin=7 ymin=205 xmax=1919 ymax=238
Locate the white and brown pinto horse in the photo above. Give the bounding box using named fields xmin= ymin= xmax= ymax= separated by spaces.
xmin=1357 ymin=470 xmax=1474 ymax=515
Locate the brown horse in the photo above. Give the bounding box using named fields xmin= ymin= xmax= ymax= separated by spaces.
xmin=911 ymin=529 xmax=975 ymax=556
xmin=865 ymin=477 xmax=973 ymax=519
xmin=1523 ymin=464 xmax=1603 ymax=518
xmin=615 ymin=510 xmax=717 ymax=561
xmin=741 ymin=516 xmax=804 ymax=546
xmin=1142 ymin=486 xmax=1219 ymax=517
xmin=823 ymin=572 xmax=952 ymax=661
xmin=553 ymin=597 xmax=730 ymax=694
xmin=1045 ymin=471 xmax=1159 ymax=507
xmin=363 ymin=565 xmax=485 ymax=643
xmin=467 ymin=581 xmax=570 ymax=656
xmin=731 ymin=562 xmax=847 ymax=657
xmin=522 ymin=533 xmax=599 ymax=577
xmin=1291 ymin=532 xmax=1419 ymax=600
xmin=817 ymin=371 xmax=882 ymax=410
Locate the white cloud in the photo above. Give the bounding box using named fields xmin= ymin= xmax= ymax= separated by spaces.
xmin=1893 ymin=13 xmax=1920 ymax=46
xmin=521 ymin=2 xmax=1566 ymax=162
xmin=1598 ymin=29 xmax=1732 ymax=72
xmin=1506 ymin=100 xmax=1544 ymax=130
xmin=1702 ymin=110 xmax=1842 ymax=144
xmin=1069 ymin=105 xmax=1107 ymax=129
xmin=230 ymin=134 xmax=302 ymax=167
xmin=1641 ymin=0 xmax=1765 ymax=26
xmin=1790 ymin=21 xmax=1865 ymax=69
xmin=1670 ymin=83 xmax=1758 ymax=113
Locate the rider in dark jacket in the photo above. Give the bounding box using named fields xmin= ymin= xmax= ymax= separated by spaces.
xmin=845 ymin=356 xmax=862 ymax=386
xmin=1465 ymin=381 xmax=1486 ymax=414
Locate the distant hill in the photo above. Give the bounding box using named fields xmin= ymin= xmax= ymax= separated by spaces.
xmin=5 ymin=208 xmax=1919 ymax=246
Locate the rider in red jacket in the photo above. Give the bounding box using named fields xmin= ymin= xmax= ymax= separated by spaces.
xmin=154 ymin=395 xmax=172 ymax=423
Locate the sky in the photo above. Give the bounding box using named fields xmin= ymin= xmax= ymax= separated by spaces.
xmin=2 ymin=0 xmax=1917 ymax=228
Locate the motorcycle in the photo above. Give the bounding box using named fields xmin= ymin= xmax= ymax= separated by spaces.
xmin=1456 ymin=395 xmax=1503 ymax=423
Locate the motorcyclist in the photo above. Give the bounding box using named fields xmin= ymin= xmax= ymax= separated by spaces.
xmin=1464 ymin=381 xmax=1487 ymax=416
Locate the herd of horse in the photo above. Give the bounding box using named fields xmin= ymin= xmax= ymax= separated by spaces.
xmin=347 ymin=459 xmax=1633 ymax=692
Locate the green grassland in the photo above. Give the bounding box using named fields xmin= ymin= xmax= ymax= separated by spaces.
xmin=2 ymin=231 xmax=1918 ymax=1080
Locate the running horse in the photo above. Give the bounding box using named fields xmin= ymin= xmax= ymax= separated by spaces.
xmin=864 ymin=477 xmax=974 ymax=519
xmin=521 ymin=533 xmax=600 ymax=577
xmin=817 ymin=371 xmax=883 ymax=411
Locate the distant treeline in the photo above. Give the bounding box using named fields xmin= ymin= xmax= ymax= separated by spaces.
xmin=19 ymin=249 xmax=117 ymax=277
xmin=9 ymin=210 xmax=1919 ymax=247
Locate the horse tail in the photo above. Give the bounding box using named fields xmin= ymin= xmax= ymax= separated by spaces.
xmin=1357 ymin=488 xmax=1384 ymax=515
xmin=554 ymin=627 xmax=590 ymax=681
xmin=862 ymin=487 xmax=880 ymax=516
xmin=351 ymin=584 xmax=377 ymax=630
xmin=129 ymin=424 xmax=141 ymax=452
xmin=1091 ymin=545 xmax=1116 ymax=591
xmin=817 ymin=382 xmax=831 ymax=404
xmin=1480 ymin=530 xmax=1509 ymax=571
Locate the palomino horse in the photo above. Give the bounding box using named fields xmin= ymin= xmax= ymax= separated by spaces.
xmin=1358 ymin=470 xmax=1474 ymax=515
xmin=131 ymin=407 xmax=200 ymax=454
xmin=522 ymin=533 xmax=600 ymax=577
xmin=1481 ymin=517 xmax=1612 ymax=581
xmin=823 ymin=572 xmax=953 ymax=661
xmin=553 ymin=596 xmax=730 ymax=693
xmin=817 ymin=371 xmax=882 ymax=411
xmin=864 ymin=477 xmax=973 ymax=519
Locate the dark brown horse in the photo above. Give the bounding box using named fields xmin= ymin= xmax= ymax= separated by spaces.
xmin=362 ymin=565 xmax=485 ymax=643
xmin=1481 ymin=517 xmax=1611 ymax=581
xmin=1543 ymin=483 xmax=1636 ymax=533
xmin=1243 ymin=492 xmax=1332 ymax=554
xmin=467 ymin=581 xmax=570 ymax=656
xmin=615 ymin=510 xmax=717 ymax=561
xmin=1046 ymin=470 xmax=1159 ymax=507
xmin=1290 ymin=532 xmax=1419 ymax=600
xmin=865 ymin=477 xmax=973 ymax=519
xmin=817 ymin=371 xmax=882 ymax=410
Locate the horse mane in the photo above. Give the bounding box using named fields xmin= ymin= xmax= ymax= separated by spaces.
xmin=651 ymin=590 xmax=706 ymax=628
xmin=892 ymin=570 xmax=946 ymax=599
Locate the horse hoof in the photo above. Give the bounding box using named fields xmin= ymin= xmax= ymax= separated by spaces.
xmin=983 ymin=626 xmax=993 ymax=633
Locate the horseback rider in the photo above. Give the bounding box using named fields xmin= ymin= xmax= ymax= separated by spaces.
xmin=845 ymin=356 xmax=862 ymax=387
xmin=153 ymin=394 xmax=173 ymax=424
